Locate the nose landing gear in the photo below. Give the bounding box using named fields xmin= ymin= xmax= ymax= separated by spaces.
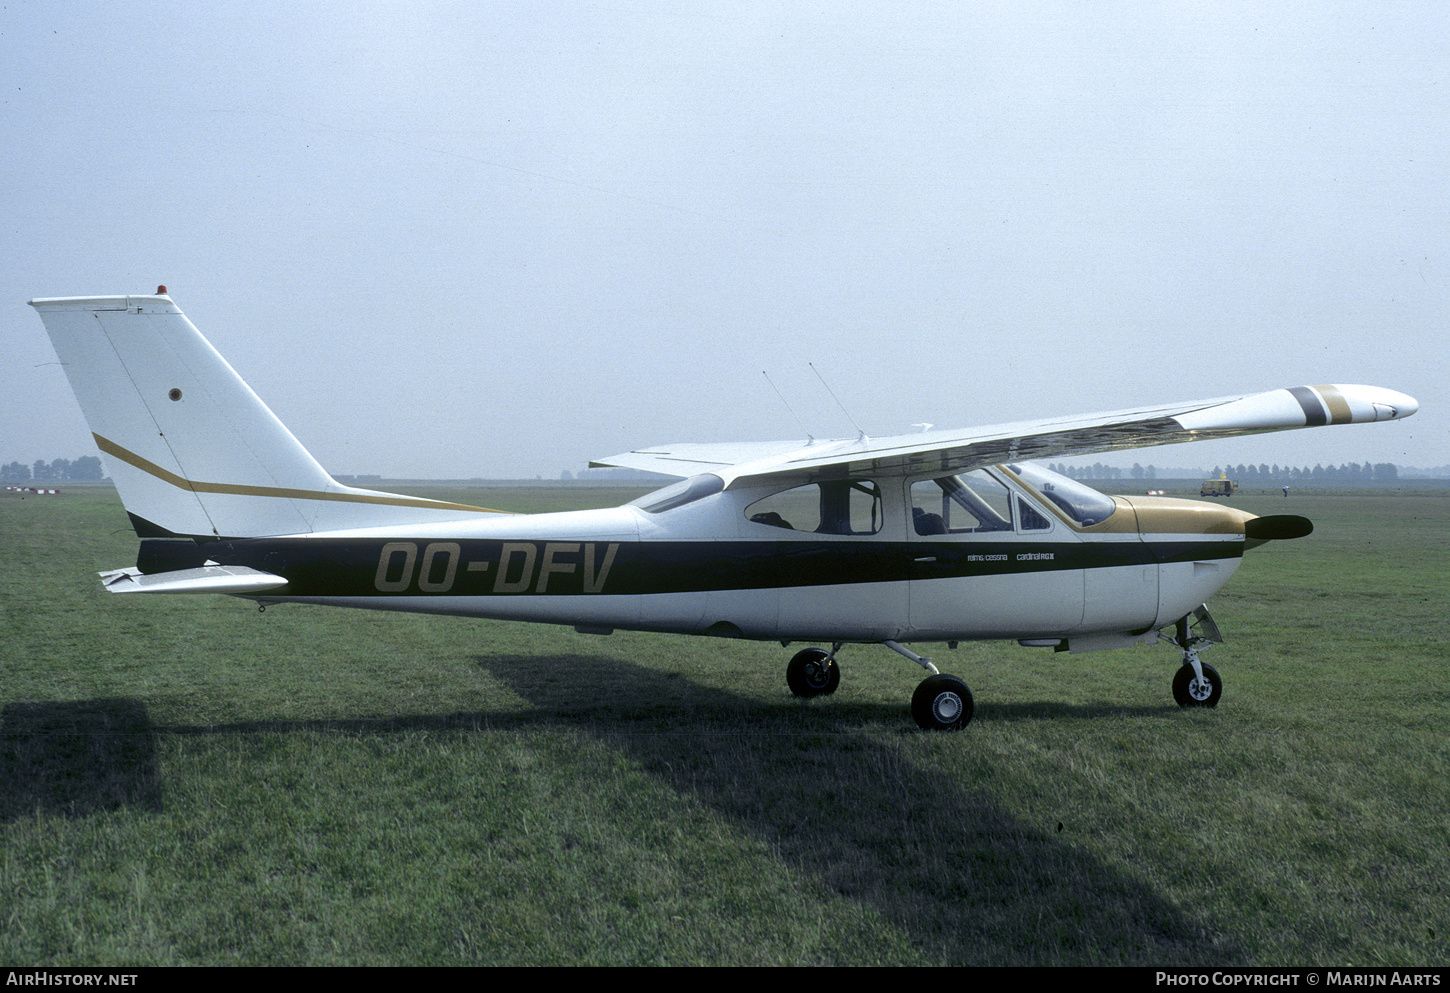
xmin=1163 ymin=606 xmax=1224 ymax=708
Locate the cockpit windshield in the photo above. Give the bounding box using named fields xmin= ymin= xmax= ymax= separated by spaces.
xmin=1005 ymin=463 xmax=1118 ymax=527
xmin=628 ymin=473 xmax=725 ymax=514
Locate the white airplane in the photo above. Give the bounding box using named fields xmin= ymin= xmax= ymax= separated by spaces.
xmin=30 ymin=290 xmax=1418 ymax=730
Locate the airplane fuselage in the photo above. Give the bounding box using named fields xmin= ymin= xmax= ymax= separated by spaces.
xmin=156 ymin=468 xmax=1251 ymax=648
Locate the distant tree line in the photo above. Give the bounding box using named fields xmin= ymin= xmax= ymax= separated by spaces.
xmin=1048 ymin=461 xmax=1399 ymax=482
xmin=2 ymin=456 xmax=105 ymax=482
xmin=1049 ymin=463 xmax=1152 ymax=480
xmin=1207 ymin=462 xmax=1398 ymax=483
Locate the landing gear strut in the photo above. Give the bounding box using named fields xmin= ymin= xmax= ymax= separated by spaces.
xmin=885 ymin=640 xmax=974 ymax=730
xmin=1163 ymin=606 xmax=1224 ymax=708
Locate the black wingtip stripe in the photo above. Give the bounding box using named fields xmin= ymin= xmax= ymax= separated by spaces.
xmin=1286 ymin=386 xmax=1328 ymax=426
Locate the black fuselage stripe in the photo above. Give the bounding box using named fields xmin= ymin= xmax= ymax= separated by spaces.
xmin=144 ymin=537 xmax=1243 ymax=598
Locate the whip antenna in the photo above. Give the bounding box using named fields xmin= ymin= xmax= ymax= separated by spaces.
xmin=810 ymin=362 xmax=867 ymax=440
xmin=763 ymin=371 xmax=814 ymax=444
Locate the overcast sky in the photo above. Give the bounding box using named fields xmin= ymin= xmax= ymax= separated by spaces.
xmin=3 ymin=1 xmax=1444 ymax=479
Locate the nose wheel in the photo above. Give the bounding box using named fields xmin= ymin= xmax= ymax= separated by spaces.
xmin=1173 ymin=661 xmax=1222 ymax=707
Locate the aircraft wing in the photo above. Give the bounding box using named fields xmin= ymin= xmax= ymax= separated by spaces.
xmin=592 ymin=384 xmax=1417 ymax=487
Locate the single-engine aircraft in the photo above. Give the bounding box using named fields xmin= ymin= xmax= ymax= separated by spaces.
xmin=30 ymin=291 xmax=1418 ymax=729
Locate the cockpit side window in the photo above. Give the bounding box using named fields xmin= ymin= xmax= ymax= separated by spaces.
xmin=910 ymin=470 xmax=1013 ymax=535
xmin=746 ymin=479 xmax=882 ymax=535
xmin=1016 ymin=496 xmax=1052 ymax=531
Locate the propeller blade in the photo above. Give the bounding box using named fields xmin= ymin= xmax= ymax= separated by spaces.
xmin=1244 ymin=515 xmax=1314 ymax=541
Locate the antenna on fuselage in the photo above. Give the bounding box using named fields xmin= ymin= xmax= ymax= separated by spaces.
xmin=810 ymin=362 xmax=867 ymax=441
xmin=762 ymin=370 xmax=814 ymax=445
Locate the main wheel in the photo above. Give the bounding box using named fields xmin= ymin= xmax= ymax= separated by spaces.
xmin=787 ymin=648 xmax=840 ymax=697
xmin=1172 ymin=662 xmax=1222 ymax=708
xmin=911 ymin=674 xmax=974 ymax=730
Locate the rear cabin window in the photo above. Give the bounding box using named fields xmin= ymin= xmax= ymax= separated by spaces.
xmin=746 ymin=480 xmax=882 ymax=535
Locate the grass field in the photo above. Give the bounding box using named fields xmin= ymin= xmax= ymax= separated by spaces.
xmin=1 ymin=484 xmax=1446 ymax=965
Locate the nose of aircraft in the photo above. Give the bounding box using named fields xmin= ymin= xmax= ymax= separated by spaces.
xmin=1117 ymin=497 xmax=1312 ymax=550
xmin=1119 ymin=496 xmax=1256 ymax=537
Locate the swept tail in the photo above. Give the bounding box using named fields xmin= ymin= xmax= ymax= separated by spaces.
xmin=30 ymin=291 xmax=502 ymax=538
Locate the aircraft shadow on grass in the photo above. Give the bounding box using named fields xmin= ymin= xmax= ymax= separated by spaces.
xmin=0 ymin=656 xmax=1239 ymax=964
xmin=470 ymin=650 xmax=1247 ymax=966
xmin=0 ymin=698 xmax=163 ymax=821
xmin=466 ymin=651 xmax=1177 ymax=728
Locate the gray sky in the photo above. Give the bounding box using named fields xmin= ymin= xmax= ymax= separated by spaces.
xmin=4 ymin=2 xmax=1444 ymax=479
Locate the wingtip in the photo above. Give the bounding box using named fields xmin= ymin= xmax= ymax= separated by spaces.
xmin=1331 ymin=385 xmax=1419 ymax=421
xmin=1386 ymin=390 xmax=1418 ymax=420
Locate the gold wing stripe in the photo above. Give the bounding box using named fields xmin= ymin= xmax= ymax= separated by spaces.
xmin=1314 ymin=384 xmax=1353 ymax=425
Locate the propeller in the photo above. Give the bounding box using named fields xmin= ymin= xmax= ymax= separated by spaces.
xmin=1244 ymin=515 xmax=1314 ymax=541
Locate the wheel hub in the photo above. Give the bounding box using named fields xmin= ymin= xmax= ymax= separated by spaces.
xmin=933 ymin=692 xmax=962 ymax=722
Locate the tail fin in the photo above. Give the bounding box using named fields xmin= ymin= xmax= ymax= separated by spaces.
xmin=30 ymin=292 xmax=503 ymax=538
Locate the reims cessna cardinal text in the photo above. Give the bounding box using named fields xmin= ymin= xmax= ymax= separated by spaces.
xmin=30 ymin=291 xmax=1418 ymax=730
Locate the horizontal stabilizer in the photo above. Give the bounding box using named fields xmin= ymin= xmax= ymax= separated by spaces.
xmin=98 ymin=565 xmax=288 ymax=595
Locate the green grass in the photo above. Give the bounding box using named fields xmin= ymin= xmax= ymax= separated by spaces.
xmin=1 ymin=485 xmax=1446 ymax=965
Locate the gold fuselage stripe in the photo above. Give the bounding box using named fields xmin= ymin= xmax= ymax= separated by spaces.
xmin=93 ymin=434 xmax=509 ymax=515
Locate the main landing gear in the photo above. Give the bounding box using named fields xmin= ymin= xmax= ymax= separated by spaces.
xmin=1163 ymin=606 xmax=1224 ymax=708
xmin=885 ymin=641 xmax=974 ymax=730
xmin=786 ymin=646 xmax=841 ymax=697
xmin=911 ymin=674 xmax=974 ymax=731
xmin=784 ymin=641 xmax=974 ymax=731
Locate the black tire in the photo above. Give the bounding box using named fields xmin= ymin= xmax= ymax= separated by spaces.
xmin=911 ymin=674 xmax=974 ymax=730
xmin=787 ymin=648 xmax=840 ymax=697
xmin=1172 ymin=662 xmax=1222 ymax=708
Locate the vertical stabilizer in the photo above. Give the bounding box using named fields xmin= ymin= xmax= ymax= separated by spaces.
xmin=30 ymin=293 xmax=501 ymax=537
